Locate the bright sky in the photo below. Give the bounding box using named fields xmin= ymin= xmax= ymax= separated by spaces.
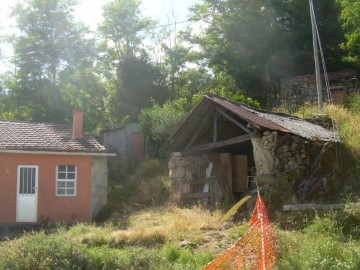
xmin=76 ymin=0 xmax=200 ymax=30
xmin=0 ymin=0 xmax=200 ymax=70
xmin=0 ymin=0 xmax=200 ymax=33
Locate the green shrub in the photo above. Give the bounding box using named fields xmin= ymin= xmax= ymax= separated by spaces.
xmin=139 ymin=101 xmax=186 ymax=152
xmin=86 ymin=246 xmax=121 ymax=269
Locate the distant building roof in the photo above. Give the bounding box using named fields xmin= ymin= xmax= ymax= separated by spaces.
xmin=280 ymin=69 xmax=358 ymax=86
xmin=0 ymin=120 xmax=107 ymax=153
xmin=162 ymin=94 xmax=338 ymax=152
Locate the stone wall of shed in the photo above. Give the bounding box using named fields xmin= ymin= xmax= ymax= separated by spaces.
xmin=252 ymin=130 xmax=310 ymax=187
xmin=258 ymin=131 xmax=308 ymax=179
xmin=168 ymin=153 xmax=222 ymax=202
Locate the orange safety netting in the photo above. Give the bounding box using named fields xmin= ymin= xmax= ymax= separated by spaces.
xmin=202 ymin=193 xmax=276 ymax=270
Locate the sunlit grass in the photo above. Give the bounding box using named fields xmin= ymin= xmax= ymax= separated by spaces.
xmin=275 ymin=100 xmax=360 ymax=154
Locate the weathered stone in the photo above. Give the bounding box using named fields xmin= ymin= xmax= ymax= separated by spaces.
xmin=263 ymin=131 xmax=271 ymax=136
xmin=169 ymin=169 xmax=176 ymax=179
xmin=256 ymin=174 xmax=276 ymax=185
xmin=171 ymin=152 xmax=182 ymax=157
xmin=251 ymin=138 xmax=275 ymax=175
xmin=185 ymin=168 xmax=193 ymax=181
xmin=182 ymin=183 xmax=190 ymax=193
xmin=176 ymin=159 xmax=187 ymax=167
xmin=312 ymin=143 xmax=337 ymax=178
xmin=168 ymin=161 xmax=177 ymax=169
xmin=275 ymin=158 xmax=280 ymax=166
xmin=174 ymin=167 xmax=186 ymax=178
xmin=291 ymin=136 xmax=301 ymax=143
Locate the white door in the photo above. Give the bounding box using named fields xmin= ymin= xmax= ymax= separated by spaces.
xmin=16 ymin=165 xmax=38 ymax=222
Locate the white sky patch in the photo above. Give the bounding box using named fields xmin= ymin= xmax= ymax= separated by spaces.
xmin=0 ymin=0 xmax=201 ymax=72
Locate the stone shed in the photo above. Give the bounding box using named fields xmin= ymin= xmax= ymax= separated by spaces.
xmin=103 ymin=123 xmax=145 ymax=163
xmin=162 ymin=94 xmax=338 ymax=204
xmin=280 ymin=69 xmax=359 ymax=107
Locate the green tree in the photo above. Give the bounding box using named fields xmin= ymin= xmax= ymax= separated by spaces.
xmin=189 ymin=0 xmax=281 ymax=104
xmin=98 ymin=0 xmax=154 ymax=58
xmin=273 ymin=0 xmax=346 ymax=74
xmin=98 ymin=0 xmax=169 ymax=122
xmin=337 ymin=0 xmax=360 ymax=64
xmin=6 ymin=0 xmax=104 ymax=130
xmin=188 ymin=0 xmax=346 ymax=105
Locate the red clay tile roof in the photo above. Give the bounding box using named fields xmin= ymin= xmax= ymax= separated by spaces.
xmin=280 ymin=69 xmax=358 ymax=85
xmin=0 ymin=120 xmax=107 ymax=153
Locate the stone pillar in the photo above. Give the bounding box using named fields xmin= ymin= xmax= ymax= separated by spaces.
xmin=252 ymin=137 xmax=275 ymax=176
xmin=168 ymin=152 xmax=188 ymax=193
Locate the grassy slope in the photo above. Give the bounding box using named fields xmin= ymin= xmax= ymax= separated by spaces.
xmin=2 ymin=100 xmax=360 ymax=269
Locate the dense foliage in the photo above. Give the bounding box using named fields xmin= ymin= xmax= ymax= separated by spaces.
xmin=0 ymin=0 xmax=359 ymax=135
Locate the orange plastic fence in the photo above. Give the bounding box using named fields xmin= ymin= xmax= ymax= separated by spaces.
xmin=202 ymin=193 xmax=276 ymax=270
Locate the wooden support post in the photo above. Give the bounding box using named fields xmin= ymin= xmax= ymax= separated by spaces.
xmin=213 ymin=110 xmax=218 ymax=143
xmin=216 ymin=107 xmax=252 ymax=134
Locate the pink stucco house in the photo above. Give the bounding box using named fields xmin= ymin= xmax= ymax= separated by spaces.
xmin=0 ymin=111 xmax=115 ymax=224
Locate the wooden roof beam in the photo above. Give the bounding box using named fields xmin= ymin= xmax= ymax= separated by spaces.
xmin=216 ymin=107 xmax=252 ymax=134
xmin=184 ymin=133 xmax=254 ymax=154
xmin=185 ymin=107 xmax=215 ymax=149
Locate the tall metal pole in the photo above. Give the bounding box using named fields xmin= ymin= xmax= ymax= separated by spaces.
xmin=309 ymin=0 xmax=323 ymax=112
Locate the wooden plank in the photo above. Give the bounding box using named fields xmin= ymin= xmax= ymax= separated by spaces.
xmin=213 ymin=110 xmax=218 ymax=143
xmin=216 ymin=107 xmax=252 ymax=134
xmin=206 ymin=162 xmax=213 ymax=178
xmin=184 ymin=133 xmax=253 ymax=154
xmin=188 ymin=180 xmax=212 ymax=185
xmin=183 ymin=192 xmax=213 ymax=199
xmin=283 ymin=204 xmax=344 ymax=212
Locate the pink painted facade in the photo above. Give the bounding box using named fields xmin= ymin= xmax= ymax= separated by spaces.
xmin=0 ymin=153 xmax=92 ymax=223
xmin=0 ymin=111 xmax=113 ymax=224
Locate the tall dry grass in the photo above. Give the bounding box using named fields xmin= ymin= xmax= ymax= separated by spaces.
xmin=275 ymin=100 xmax=360 ymax=154
xmin=65 ymin=205 xmax=222 ymax=248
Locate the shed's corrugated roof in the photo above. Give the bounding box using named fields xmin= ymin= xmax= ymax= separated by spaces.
xmin=208 ymin=95 xmax=337 ymax=141
xmin=0 ymin=120 xmax=107 ymax=153
xmin=162 ymin=94 xmax=338 ymax=152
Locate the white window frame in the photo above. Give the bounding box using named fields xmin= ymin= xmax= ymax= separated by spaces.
xmin=56 ymin=165 xmax=77 ymax=196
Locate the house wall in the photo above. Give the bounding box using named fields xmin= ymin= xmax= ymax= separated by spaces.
xmin=91 ymin=156 xmax=108 ymax=219
xmin=0 ymin=153 xmax=92 ymax=223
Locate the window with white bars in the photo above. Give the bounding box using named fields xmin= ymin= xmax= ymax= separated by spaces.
xmin=56 ymin=165 xmax=76 ymax=196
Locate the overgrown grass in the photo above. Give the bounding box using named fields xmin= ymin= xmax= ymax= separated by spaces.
xmin=276 ymin=213 xmax=360 ymax=269
xmin=3 ymin=98 xmax=360 ymax=270
xmin=0 ymin=231 xmax=214 ymax=270
xmin=2 ymin=199 xmax=360 ymax=269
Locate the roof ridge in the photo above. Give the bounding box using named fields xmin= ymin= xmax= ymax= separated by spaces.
xmin=0 ymin=119 xmax=70 ymax=126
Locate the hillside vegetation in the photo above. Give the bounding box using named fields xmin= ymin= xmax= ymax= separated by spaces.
xmin=2 ymin=98 xmax=360 ymax=269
